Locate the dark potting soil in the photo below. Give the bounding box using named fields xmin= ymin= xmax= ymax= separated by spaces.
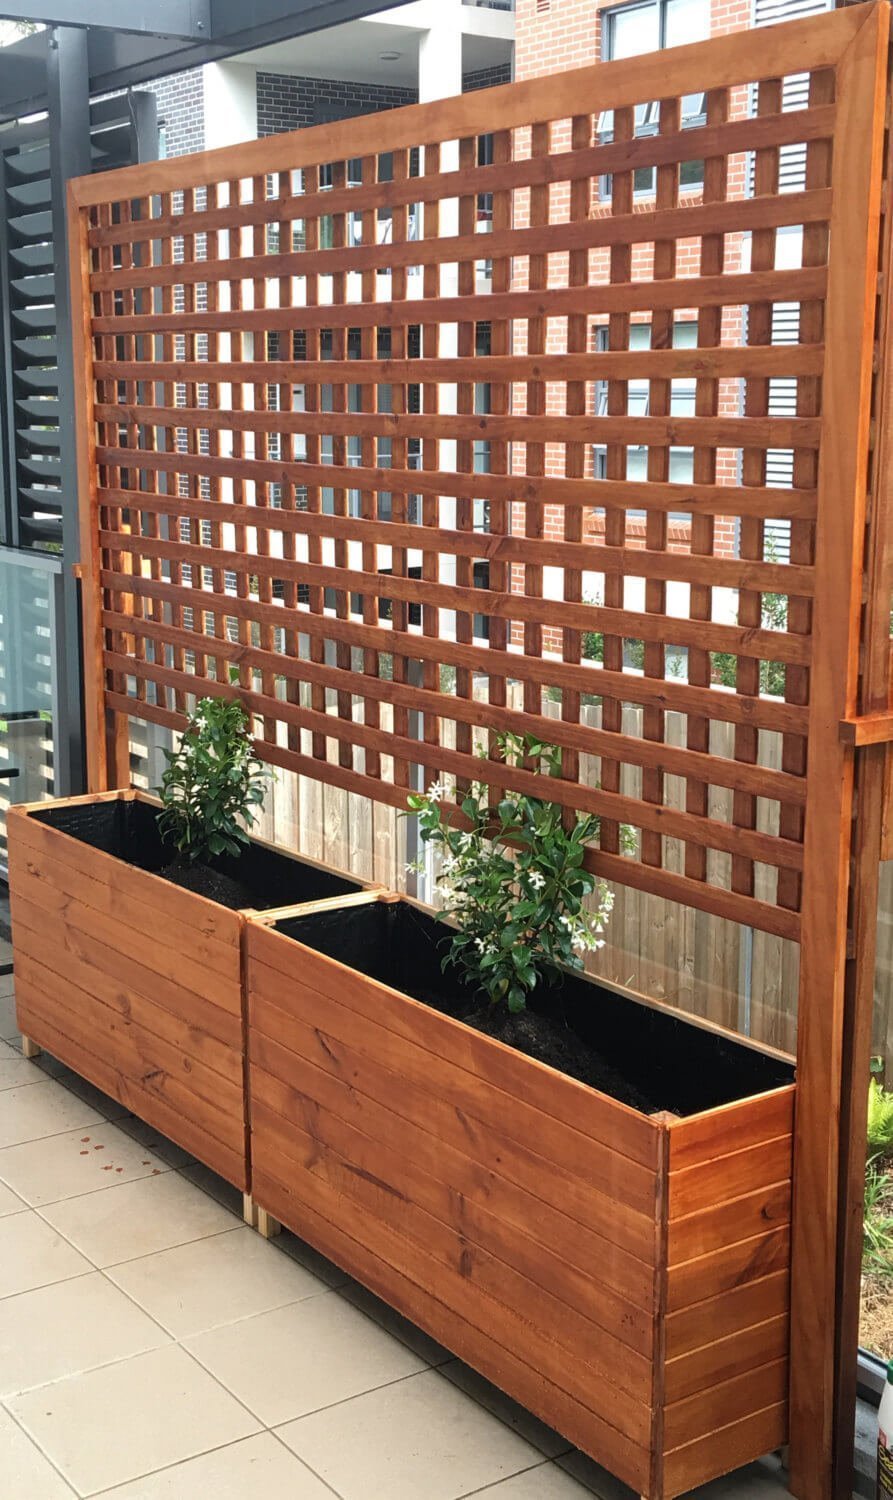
xmin=463 ymin=1003 xmax=657 ymax=1112
xmin=158 ymin=859 xmax=256 ymax=912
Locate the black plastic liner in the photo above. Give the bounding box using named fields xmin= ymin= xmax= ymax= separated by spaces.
xmin=279 ymin=899 xmax=795 ymax=1117
xmin=32 ymin=797 xmax=361 ymax=912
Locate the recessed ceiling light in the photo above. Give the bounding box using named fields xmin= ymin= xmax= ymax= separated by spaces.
xmin=379 ymin=50 xmax=402 ymax=62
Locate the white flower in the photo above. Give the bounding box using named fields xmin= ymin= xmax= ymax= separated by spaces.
xmin=474 ymin=936 xmax=487 ymax=953
xmin=426 ymin=781 xmax=446 ymax=803
xmin=527 ymin=869 xmax=545 ymax=890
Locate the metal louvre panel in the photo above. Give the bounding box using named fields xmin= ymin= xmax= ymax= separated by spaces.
xmin=0 ymin=96 xmax=147 ymax=551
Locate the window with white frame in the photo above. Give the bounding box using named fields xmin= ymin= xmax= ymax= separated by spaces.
xmin=599 ymin=0 xmax=709 ymax=197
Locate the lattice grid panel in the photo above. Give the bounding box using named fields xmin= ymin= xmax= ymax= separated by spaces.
xmin=71 ymin=8 xmax=876 ymax=943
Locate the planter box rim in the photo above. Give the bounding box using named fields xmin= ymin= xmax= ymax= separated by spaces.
xmin=10 ymin=790 xmax=379 ymax=920
xmin=249 ymin=892 xmax=794 ymax=1124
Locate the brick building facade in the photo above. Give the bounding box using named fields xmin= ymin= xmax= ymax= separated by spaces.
xmin=510 ymin=0 xmax=755 ymax=664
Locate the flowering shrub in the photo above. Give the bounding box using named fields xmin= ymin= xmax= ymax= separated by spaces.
xmin=408 ymin=732 xmax=617 ymax=1013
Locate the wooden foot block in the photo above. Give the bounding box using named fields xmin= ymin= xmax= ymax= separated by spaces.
xmin=21 ymin=1035 xmax=41 ymax=1060
xmin=242 ymin=1193 xmax=258 ymax=1228
xmin=257 ymin=1208 xmax=281 ymax=1240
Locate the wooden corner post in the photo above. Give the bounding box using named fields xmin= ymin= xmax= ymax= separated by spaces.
xmin=67 ymin=180 xmax=123 ymax=795
xmin=789 ymin=6 xmax=890 ymax=1498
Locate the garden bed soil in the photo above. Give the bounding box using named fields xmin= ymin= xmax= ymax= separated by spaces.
xmin=246 ymin=894 xmax=797 ymax=1499
xmin=5 ymin=790 xmax=366 ymax=1192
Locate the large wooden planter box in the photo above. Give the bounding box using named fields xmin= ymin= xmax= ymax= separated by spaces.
xmin=7 ymin=789 xmax=370 ymax=1192
xmin=246 ymin=895 xmax=796 ymax=1499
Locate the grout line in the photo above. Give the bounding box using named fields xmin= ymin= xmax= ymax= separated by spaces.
xmin=453 ymin=1456 xmax=558 ymax=1499
xmin=267 ymin=1426 xmax=348 ymax=1499
xmin=0 ymin=1396 xmax=80 ymax=1497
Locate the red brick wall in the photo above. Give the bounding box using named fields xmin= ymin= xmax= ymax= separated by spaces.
xmin=508 ymin=0 xmax=754 ymax=650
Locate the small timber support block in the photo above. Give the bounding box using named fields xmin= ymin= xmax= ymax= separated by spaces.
xmin=242 ymin=1194 xmax=257 ymax=1228
xmin=21 ymin=1035 xmax=41 ymax=1060
xmin=256 ymin=1208 xmax=281 ymax=1240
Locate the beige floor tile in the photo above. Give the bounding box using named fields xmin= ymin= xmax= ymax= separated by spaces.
xmin=0 ymin=1038 xmax=44 ymax=1092
xmin=0 ymin=1209 xmax=92 ymax=1299
xmin=107 ymin=1225 xmax=328 ymax=1337
xmin=278 ymin=1366 xmax=543 ymax=1500
xmin=35 ymin=1055 xmax=133 ymax=1121
xmin=0 ymin=1081 xmax=104 ymax=1149
xmin=555 ymin=1451 xmax=638 ymax=1500
xmin=0 ymin=1405 xmax=75 ymax=1498
xmin=438 ymin=1360 xmax=573 ymax=1458
xmin=338 ymin=1278 xmax=452 ymax=1363
xmin=0 ymin=993 xmax=17 ymax=1037
xmin=8 ymin=1344 xmax=260 ymax=1497
xmin=0 ymin=1121 xmax=170 ymax=1206
xmin=185 ymin=1290 xmax=427 ymax=1426
xmin=115 ymin=1115 xmax=198 ymax=1169
xmin=470 ymin=1462 xmax=600 ymax=1498
xmin=40 ymin=1170 xmax=238 ymax=1268
xmin=178 ymin=1159 xmax=243 ymax=1211
xmin=0 ymin=1178 xmax=25 ymax=1217
xmin=0 ymin=1271 xmax=169 ymax=1396
xmin=93 ymin=1432 xmax=336 ymax=1499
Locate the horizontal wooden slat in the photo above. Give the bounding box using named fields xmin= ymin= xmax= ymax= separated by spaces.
xmin=86 ymin=112 xmax=836 ymax=250
xmin=108 ymin=691 xmax=804 ymax=942
xmin=94 ymin=399 xmax=825 ymax=452
xmin=663 ymin=1357 xmax=787 ymax=1450
xmin=664 ymin=1313 xmax=788 ymax=1404
xmin=662 ymin=1402 xmax=788 ymax=1498
xmin=668 ymin=1181 xmax=791 ymax=1264
xmin=252 ymin=1159 xmax=650 ymax=1493
xmin=249 ymin=1019 xmax=657 ymax=1303
xmin=252 ymin=1092 xmax=653 ymax=1431
xmin=667 ymin=1225 xmax=791 ymax=1311
xmin=89 ymin=190 xmax=833 ymax=293
xmin=667 ymin=1086 xmax=795 ymax=1171
xmin=669 ymin=1135 xmax=793 ymax=1217
xmin=103 ymin=571 xmax=813 ymax=737
xmin=247 ymin=942 xmax=659 ymax=1186
xmin=101 ymin=610 xmax=808 ymax=807
xmin=13 ymin=1000 xmax=246 ymax=1189
xmin=665 ymin=1269 xmax=790 ymax=1359
xmin=107 ymin=654 xmax=805 ymax=875
xmin=93 ymin=344 xmax=826 ymax=387
xmin=70 ymin=6 xmax=861 ymax=207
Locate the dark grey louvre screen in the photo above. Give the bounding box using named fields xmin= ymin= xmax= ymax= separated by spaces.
xmin=0 ymin=93 xmax=155 ymax=552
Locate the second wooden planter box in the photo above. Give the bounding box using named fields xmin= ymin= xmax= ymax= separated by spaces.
xmin=246 ymin=894 xmax=796 ymax=1500
xmin=7 ymin=789 xmax=369 ymax=1192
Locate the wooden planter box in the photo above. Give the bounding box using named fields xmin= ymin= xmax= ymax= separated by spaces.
xmin=246 ymin=895 xmax=796 ymax=1500
xmin=7 ymin=789 xmax=371 ymax=1193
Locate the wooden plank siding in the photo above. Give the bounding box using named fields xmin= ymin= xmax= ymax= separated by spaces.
xmin=6 ymin=791 xmax=377 ymax=1194
xmin=246 ymin=914 xmax=795 ymax=1499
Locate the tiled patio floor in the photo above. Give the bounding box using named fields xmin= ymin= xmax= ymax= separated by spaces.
xmin=0 ymin=967 xmax=799 ymax=1499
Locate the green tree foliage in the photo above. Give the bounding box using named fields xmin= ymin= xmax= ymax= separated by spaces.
xmin=157 ymin=698 xmax=271 ymax=863
xmin=408 ymin=732 xmax=619 ymax=1014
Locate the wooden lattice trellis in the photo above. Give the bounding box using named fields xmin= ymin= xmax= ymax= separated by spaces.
xmin=66 ymin=6 xmax=891 ymax=1497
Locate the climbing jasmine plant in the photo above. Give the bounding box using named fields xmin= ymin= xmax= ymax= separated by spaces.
xmin=408 ymin=732 xmax=619 ymax=1013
